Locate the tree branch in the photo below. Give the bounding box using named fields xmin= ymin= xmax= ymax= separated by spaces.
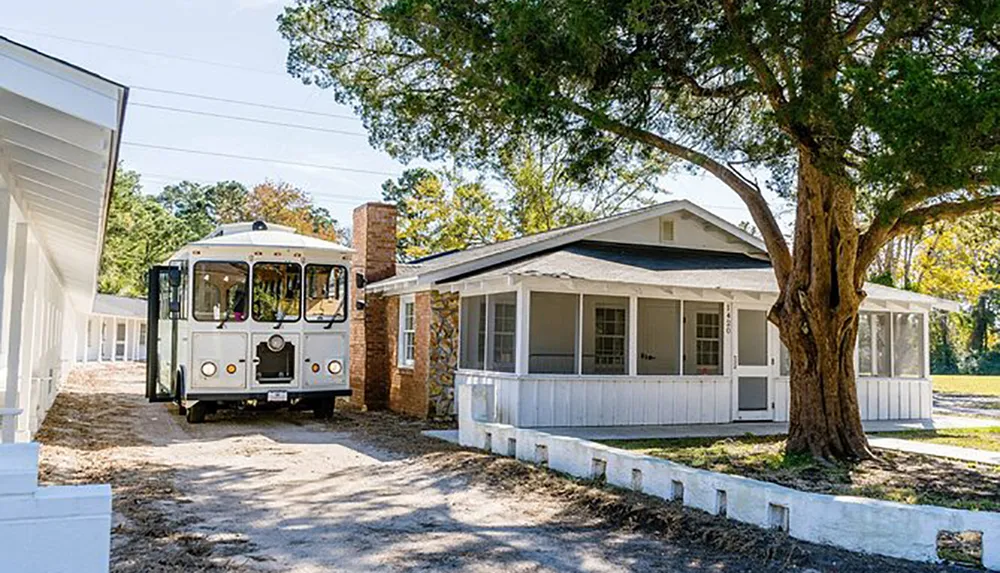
xmin=841 ymin=0 xmax=883 ymax=45
xmin=720 ymin=0 xmax=790 ymax=113
xmin=560 ymin=98 xmax=793 ymax=284
xmin=893 ymin=195 xmax=1000 ymax=236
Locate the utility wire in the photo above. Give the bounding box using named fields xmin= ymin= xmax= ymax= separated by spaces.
xmin=0 ymin=26 xmax=284 ymax=76
xmin=130 ymin=103 xmax=367 ymax=137
xmin=131 ymin=86 xmax=359 ymax=121
xmin=138 ymin=172 xmax=379 ymax=203
xmin=123 ymin=142 xmax=400 ymax=177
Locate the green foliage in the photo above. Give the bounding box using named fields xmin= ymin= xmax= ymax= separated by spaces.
xmin=99 ymin=168 xmax=191 ymax=297
xmin=99 ymin=168 xmax=347 ymax=297
xmin=386 ymin=170 xmax=513 ymax=260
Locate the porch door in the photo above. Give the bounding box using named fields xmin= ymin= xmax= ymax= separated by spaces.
xmin=733 ymin=307 xmax=773 ymax=421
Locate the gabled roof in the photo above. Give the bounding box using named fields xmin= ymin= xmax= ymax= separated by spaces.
xmin=458 ymin=241 xmax=955 ymax=310
xmin=370 ymin=200 xmax=766 ymax=291
xmin=93 ymin=294 xmax=147 ymax=318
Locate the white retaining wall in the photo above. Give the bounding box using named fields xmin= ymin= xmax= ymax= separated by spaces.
xmin=459 ymin=372 xmax=932 ymax=428
xmin=457 ymin=383 xmax=999 ymax=569
xmin=0 ymin=443 xmax=111 ymax=573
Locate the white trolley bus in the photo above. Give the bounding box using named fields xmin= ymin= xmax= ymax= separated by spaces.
xmin=145 ymin=221 xmax=352 ymax=423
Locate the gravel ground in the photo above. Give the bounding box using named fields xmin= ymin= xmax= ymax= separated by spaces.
xmin=36 ymin=364 xmax=972 ymax=572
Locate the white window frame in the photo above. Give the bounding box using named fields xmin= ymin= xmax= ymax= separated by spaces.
xmin=398 ymin=295 xmax=416 ymax=368
xmin=593 ymin=305 xmax=627 ymax=372
xmin=492 ymin=299 xmax=517 ymax=370
xmin=695 ymin=311 xmax=721 ymax=368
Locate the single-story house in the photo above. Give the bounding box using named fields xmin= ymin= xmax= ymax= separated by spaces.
xmin=0 ymin=35 xmax=126 ymax=573
xmin=78 ymin=294 xmax=148 ymax=363
xmin=350 ymin=200 xmax=954 ymax=426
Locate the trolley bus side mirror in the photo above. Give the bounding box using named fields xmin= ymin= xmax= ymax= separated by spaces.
xmin=356 ymin=300 xmax=366 ymax=311
xmin=355 ymin=272 xmax=367 ymax=289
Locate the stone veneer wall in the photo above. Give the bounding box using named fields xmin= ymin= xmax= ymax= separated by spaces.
xmin=427 ymin=291 xmax=459 ymax=418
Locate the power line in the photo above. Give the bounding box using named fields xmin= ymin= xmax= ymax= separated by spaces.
xmin=131 ymin=86 xmax=359 ymax=121
xmin=130 ymin=103 xmax=367 ymax=137
xmin=0 ymin=26 xmax=284 ymax=76
xmin=138 ymin=172 xmax=379 ymax=203
xmin=122 ymin=141 xmax=401 ymax=177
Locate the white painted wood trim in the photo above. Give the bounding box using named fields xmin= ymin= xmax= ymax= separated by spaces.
xmin=576 ymin=294 xmax=584 ymax=375
xmin=515 ymin=285 xmax=529 ymax=375
xmin=628 ymin=295 xmax=638 ymax=376
xmin=2 ymin=223 xmax=29 ymax=443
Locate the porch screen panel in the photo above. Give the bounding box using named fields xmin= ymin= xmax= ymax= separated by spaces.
xmin=460 ymin=295 xmax=486 ymax=369
xmin=529 ymin=292 xmax=579 ymax=374
xmin=683 ymin=301 xmax=723 ymax=375
xmin=893 ymin=313 xmax=924 ymax=378
xmin=637 ymin=298 xmax=680 ymax=375
xmin=582 ymin=295 xmax=629 ymax=375
xmin=858 ymin=312 xmax=890 ymax=376
xmin=487 ymin=292 xmax=517 ymax=373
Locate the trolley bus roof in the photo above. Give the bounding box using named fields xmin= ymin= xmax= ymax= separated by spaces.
xmin=176 ymin=225 xmax=353 ymax=256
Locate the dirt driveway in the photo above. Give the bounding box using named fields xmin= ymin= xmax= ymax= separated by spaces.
xmin=37 ymin=364 xmax=964 ymax=572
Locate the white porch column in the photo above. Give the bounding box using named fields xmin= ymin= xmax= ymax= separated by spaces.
xmin=110 ymin=317 xmax=117 ymax=362
xmin=628 ymin=294 xmax=638 ymax=376
xmin=922 ymin=311 xmax=931 ymax=380
xmin=2 ymin=223 xmax=28 ymax=443
xmin=678 ymin=300 xmax=685 ymax=374
xmin=124 ymin=318 xmax=131 ymax=361
xmin=18 ymin=240 xmax=40 ymax=439
xmin=97 ymin=318 xmax=103 ymax=362
xmin=576 ymin=294 xmax=584 ymax=375
xmin=0 ymin=187 xmax=10 ymax=351
xmin=515 ymin=285 xmax=529 ymax=375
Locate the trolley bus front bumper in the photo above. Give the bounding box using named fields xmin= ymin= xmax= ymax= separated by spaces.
xmin=185 ymin=389 xmax=352 ymax=402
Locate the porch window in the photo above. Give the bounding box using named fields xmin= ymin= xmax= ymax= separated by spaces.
xmin=893 ymin=313 xmax=924 ymax=378
xmin=529 ymin=292 xmax=579 ymax=374
xmin=582 ymin=295 xmax=629 ymax=375
xmin=637 ymin=298 xmax=680 ymax=375
xmin=683 ymin=302 xmax=723 ymax=375
xmin=459 ymin=296 xmax=486 ymax=369
xmin=488 ymin=293 xmax=516 ymax=373
xmin=399 ymin=296 xmax=415 ymax=367
xmin=857 ymin=312 xmax=890 ymax=376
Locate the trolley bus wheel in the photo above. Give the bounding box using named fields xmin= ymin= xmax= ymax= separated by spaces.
xmin=312 ymin=399 xmax=334 ymax=420
xmin=186 ymin=401 xmax=208 ymax=424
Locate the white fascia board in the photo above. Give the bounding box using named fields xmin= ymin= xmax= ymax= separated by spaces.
xmin=0 ymin=39 xmax=125 ymax=131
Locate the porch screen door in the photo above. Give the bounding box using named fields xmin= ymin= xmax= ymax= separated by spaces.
xmin=734 ymin=308 xmax=773 ymax=420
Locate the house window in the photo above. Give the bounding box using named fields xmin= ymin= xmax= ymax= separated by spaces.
xmin=487 ymin=292 xmax=517 ymax=372
xmin=139 ymin=324 xmax=147 ymax=346
xmin=399 ymin=296 xmax=415 ymax=367
xmin=695 ymin=312 xmax=721 ymax=368
xmin=594 ymin=306 xmax=627 ymax=373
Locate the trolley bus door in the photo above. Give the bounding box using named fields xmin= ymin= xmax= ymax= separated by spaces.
xmin=146 ymin=265 xmax=182 ymax=402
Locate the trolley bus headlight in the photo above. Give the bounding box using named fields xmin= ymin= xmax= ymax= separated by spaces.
xmin=201 ymin=361 xmax=218 ymax=377
xmin=267 ymin=334 xmax=285 ymax=352
xmin=327 ymin=360 xmax=343 ymax=375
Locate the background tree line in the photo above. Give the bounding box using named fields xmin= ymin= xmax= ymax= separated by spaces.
xmin=98 ymin=167 xmax=348 ymax=297
xmin=870 ymin=213 xmax=1000 ymax=375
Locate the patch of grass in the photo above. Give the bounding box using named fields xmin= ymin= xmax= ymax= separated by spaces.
xmin=603 ymin=434 xmax=1000 ymax=512
xmin=933 ymin=375 xmax=1000 ymax=396
xmin=875 ymin=426 xmax=1000 ymax=452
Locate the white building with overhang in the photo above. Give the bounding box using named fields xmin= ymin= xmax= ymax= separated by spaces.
xmin=0 ymin=35 xmax=126 ymax=573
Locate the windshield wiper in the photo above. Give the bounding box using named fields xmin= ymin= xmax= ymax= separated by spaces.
xmin=324 ymin=316 xmax=337 ymax=330
xmin=217 ymin=314 xmax=230 ymax=330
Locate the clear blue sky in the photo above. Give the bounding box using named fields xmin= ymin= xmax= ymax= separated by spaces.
xmin=4 ymin=0 xmax=792 ymax=231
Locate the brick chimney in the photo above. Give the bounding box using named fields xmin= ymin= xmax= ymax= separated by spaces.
xmin=350 ymin=203 xmax=397 ymax=410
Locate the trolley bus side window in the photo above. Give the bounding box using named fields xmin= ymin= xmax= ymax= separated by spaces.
xmin=305 ymin=264 xmax=348 ymax=323
xmin=252 ymin=262 xmax=302 ymax=323
xmin=192 ymin=261 xmax=249 ymax=322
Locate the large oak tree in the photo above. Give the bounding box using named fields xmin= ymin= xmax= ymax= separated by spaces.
xmin=279 ymin=0 xmax=1000 ymax=460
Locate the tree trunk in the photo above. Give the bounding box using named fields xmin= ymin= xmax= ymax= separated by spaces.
xmin=773 ymin=152 xmax=874 ymax=461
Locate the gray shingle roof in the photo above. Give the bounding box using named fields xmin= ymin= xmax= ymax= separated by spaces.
xmin=463 ymin=241 xmax=953 ymax=309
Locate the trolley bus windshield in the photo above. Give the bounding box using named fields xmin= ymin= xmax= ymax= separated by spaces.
xmin=252 ymin=262 xmax=302 ymax=324
xmin=192 ymin=261 xmax=249 ymax=323
xmin=305 ymin=264 xmax=347 ymax=326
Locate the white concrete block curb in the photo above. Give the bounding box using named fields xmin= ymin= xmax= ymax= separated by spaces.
xmin=457 ymin=384 xmax=999 ymax=569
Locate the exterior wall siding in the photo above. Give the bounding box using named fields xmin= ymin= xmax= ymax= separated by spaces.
xmin=460 ymin=372 xmax=931 ymax=427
